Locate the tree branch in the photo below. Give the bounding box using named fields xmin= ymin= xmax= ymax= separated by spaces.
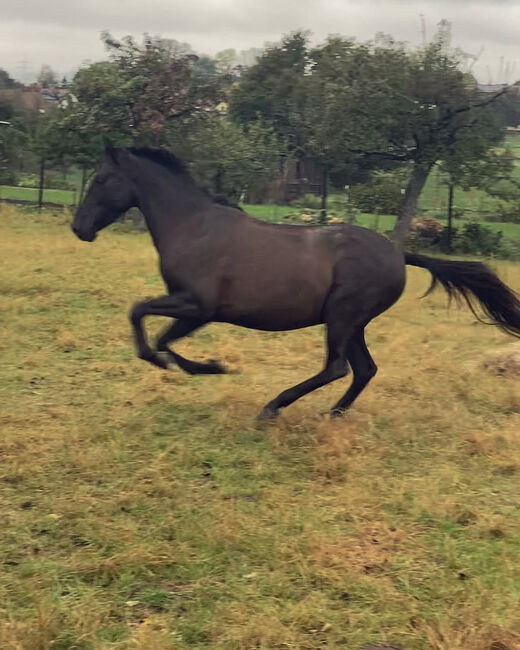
xmin=165 ymin=107 xmax=195 ymax=122
xmin=349 ymin=147 xmax=414 ymax=161
xmin=438 ymin=86 xmax=510 ymax=127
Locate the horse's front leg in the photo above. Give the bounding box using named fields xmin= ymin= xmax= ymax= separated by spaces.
xmin=155 ymin=318 xmax=227 ymax=374
xmin=129 ymin=292 xmax=213 ymax=371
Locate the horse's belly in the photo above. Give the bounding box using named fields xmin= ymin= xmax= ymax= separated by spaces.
xmin=217 ymin=309 xmax=323 ymax=332
xmin=214 ymin=281 xmax=326 ymax=331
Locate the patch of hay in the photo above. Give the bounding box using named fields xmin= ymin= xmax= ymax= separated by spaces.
xmin=482 ymin=342 xmax=520 ymax=378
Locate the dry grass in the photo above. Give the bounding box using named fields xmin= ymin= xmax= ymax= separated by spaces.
xmin=482 ymin=342 xmax=520 ymax=378
xmin=1 ymin=205 xmax=520 ymax=649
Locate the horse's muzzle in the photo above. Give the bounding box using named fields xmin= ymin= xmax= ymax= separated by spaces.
xmin=71 ymin=224 xmax=96 ymax=242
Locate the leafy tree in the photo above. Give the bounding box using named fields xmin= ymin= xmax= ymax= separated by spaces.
xmin=61 ymin=33 xmax=226 ymax=153
xmin=340 ymin=32 xmax=508 ymax=247
xmin=0 ymin=122 xmax=25 ymax=183
xmin=230 ymin=32 xmax=311 ymax=163
xmin=232 ymin=29 xmax=508 ymax=241
xmin=491 ymin=86 xmax=520 ymax=127
xmin=96 ymin=32 xmax=224 ymax=144
xmin=70 ymin=61 xmax=133 ymax=143
xmin=38 ymin=64 xmax=58 ymax=88
xmin=0 ymin=68 xmax=21 ymax=90
xmin=214 ymin=49 xmax=237 ymax=74
xmin=180 ymin=117 xmax=282 ymax=202
xmin=0 ymin=94 xmax=14 ymax=123
xmin=46 ymin=32 xmax=226 ymax=192
xmin=304 ymin=36 xmax=408 ymax=219
xmin=439 ymin=129 xmax=513 ymax=248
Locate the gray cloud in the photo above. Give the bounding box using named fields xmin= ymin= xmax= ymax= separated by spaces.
xmin=1 ymin=0 xmax=519 ymax=83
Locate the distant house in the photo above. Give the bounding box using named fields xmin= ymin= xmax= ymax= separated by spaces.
xmin=0 ymin=84 xmax=68 ymax=114
xmin=40 ymin=87 xmax=68 ymax=104
xmin=0 ymin=87 xmax=48 ymax=112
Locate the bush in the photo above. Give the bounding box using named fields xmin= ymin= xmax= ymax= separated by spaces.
xmin=16 ymin=173 xmax=39 ymax=188
xmin=405 ymin=217 xmax=444 ymax=250
xmin=453 ymin=222 xmax=503 ymax=256
xmin=492 ymin=199 xmax=520 ymax=224
xmin=497 ymin=238 xmax=520 ymax=261
xmin=46 ymin=178 xmax=76 ymax=191
xmin=0 ymin=161 xmax=16 ymax=185
xmin=326 ymin=194 xmax=359 ymax=223
xmin=411 ymin=217 xmax=444 ymax=238
xmin=349 ymin=175 xmax=403 ymax=214
xmin=293 ymin=193 xmax=322 ymax=211
xmin=16 ymin=171 xmax=76 ymax=191
xmin=407 ymin=220 xmax=512 ymax=259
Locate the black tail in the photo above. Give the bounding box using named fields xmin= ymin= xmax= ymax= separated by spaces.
xmin=405 ymin=253 xmax=520 ymax=338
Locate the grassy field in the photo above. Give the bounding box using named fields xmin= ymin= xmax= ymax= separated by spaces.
xmin=243 ymin=204 xmax=520 ymax=240
xmin=1 ymin=206 xmax=520 ymax=649
xmin=0 ymin=185 xmax=76 ymax=205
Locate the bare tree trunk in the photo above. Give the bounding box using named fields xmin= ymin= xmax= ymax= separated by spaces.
xmin=392 ymin=162 xmax=432 ymax=250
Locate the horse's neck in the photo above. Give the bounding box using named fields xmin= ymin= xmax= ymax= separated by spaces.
xmin=133 ymin=170 xmax=209 ymax=251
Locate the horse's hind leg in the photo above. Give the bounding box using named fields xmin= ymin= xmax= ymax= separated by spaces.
xmin=156 ymin=318 xmax=227 ymax=375
xmin=330 ymin=327 xmax=377 ymax=416
xmin=256 ymin=319 xmax=353 ymax=420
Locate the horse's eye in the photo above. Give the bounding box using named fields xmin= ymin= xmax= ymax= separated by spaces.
xmin=95 ymin=176 xmax=106 ymax=185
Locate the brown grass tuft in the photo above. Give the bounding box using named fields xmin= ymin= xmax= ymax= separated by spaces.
xmin=482 ymin=342 xmax=520 ymax=378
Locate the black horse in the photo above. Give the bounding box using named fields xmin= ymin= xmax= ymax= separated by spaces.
xmin=72 ymin=145 xmax=520 ymax=420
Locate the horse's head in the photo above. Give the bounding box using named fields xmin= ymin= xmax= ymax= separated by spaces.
xmin=72 ymin=145 xmax=138 ymax=242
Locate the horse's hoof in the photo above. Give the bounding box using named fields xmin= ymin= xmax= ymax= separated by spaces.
xmin=330 ymin=407 xmax=346 ymax=419
xmin=155 ymin=351 xmax=175 ymax=369
xmin=255 ymin=407 xmax=279 ymax=422
xmin=207 ymin=359 xmax=228 ymax=374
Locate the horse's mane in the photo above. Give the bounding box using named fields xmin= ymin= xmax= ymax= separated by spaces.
xmin=127 ymin=147 xmax=189 ymax=176
xmin=126 ymin=146 xmax=244 ymax=211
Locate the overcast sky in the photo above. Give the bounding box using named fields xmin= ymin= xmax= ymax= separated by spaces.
xmin=1 ymin=0 xmax=519 ymax=83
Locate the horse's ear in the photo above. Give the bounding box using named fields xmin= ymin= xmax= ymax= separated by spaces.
xmin=102 ymin=136 xmax=118 ymax=163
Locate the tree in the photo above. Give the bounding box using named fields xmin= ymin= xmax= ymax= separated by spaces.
xmin=63 ymin=33 xmax=226 ymax=149
xmin=337 ymin=31 xmax=508 ymax=248
xmin=232 ymin=29 xmax=508 ymax=242
xmin=214 ymin=49 xmax=237 ymax=74
xmin=96 ymin=32 xmax=224 ymax=144
xmin=38 ymin=65 xmax=58 ymax=88
xmin=230 ymin=32 xmax=311 ymax=164
xmin=0 ymin=122 xmax=25 ymax=184
xmin=491 ymin=85 xmax=520 ymax=127
xmin=0 ymin=68 xmax=21 ymax=90
xmin=48 ymin=32 xmax=231 ymax=201
xmin=439 ymin=126 xmax=513 ymax=249
xmin=70 ymin=61 xmax=134 ymax=143
xmin=304 ymin=36 xmax=406 ymax=219
xmin=181 ymin=116 xmax=282 ymax=202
